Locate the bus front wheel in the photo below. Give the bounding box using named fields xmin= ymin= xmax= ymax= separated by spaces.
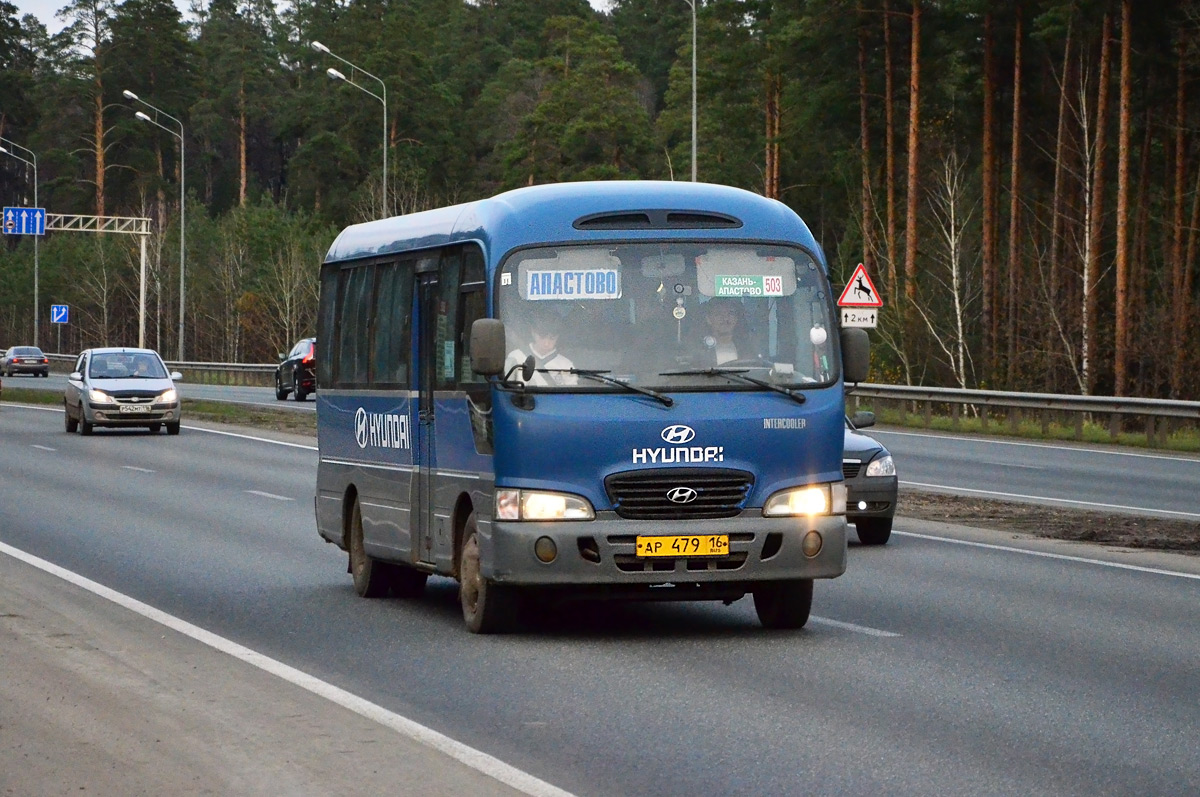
xmin=349 ymin=499 xmax=391 ymax=598
xmin=753 ymin=579 xmax=814 ymax=629
xmin=459 ymin=513 xmax=518 ymax=633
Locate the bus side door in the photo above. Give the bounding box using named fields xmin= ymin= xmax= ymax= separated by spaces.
xmin=413 ymin=267 xmax=439 ymax=564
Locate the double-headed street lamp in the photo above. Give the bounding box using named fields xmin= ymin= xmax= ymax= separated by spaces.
xmin=684 ymin=0 xmax=698 ymax=182
xmin=0 ymin=138 xmax=40 ymax=345
xmin=124 ymin=89 xmax=186 ymax=360
xmin=311 ymin=41 xmax=389 ymax=218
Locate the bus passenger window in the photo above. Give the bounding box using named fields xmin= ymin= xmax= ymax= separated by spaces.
xmin=372 ymin=261 xmax=413 ymax=386
xmin=336 ymin=266 xmax=373 ymax=386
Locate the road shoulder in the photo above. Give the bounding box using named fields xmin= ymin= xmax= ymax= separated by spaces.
xmin=0 ymin=551 xmax=530 ymax=796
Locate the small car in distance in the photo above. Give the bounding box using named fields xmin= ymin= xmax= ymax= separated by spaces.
xmin=3 ymin=345 xmax=50 ymax=377
xmin=63 ymin=347 xmax=183 ymax=435
xmin=844 ymin=410 xmax=898 ymax=545
xmin=275 ymin=337 xmax=316 ymax=401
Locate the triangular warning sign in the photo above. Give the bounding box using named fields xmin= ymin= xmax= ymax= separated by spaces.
xmin=838 ymin=263 xmax=883 ymax=307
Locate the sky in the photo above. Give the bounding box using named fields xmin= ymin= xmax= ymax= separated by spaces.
xmin=12 ymin=0 xmax=612 ymax=35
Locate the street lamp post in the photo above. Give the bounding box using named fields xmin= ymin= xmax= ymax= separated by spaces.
xmin=684 ymin=0 xmax=697 ymax=182
xmin=124 ymin=89 xmax=186 ymax=360
xmin=311 ymin=41 xmax=389 ymax=218
xmin=0 ymin=139 xmax=40 ymax=345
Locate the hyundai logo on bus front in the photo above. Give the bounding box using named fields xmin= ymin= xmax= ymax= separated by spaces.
xmin=633 ymin=425 xmax=724 ymax=464
xmin=661 ymin=424 xmax=696 ymax=444
xmin=667 ymin=487 xmax=699 ymax=504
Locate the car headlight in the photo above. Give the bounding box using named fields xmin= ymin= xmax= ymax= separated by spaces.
xmin=865 ymin=455 xmax=895 ymax=477
xmin=157 ymin=388 xmax=177 ymax=403
xmin=763 ymin=483 xmax=846 ymax=516
xmin=88 ymin=388 xmax=115 ymax=403
xmin=495 ymin=489 xmax=595 ymax=521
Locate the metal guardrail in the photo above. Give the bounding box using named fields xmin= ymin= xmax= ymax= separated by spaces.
xmin=44 ymin=353 xmax=275 ymax=386
xmin=38 ymin=354 xmax=1199 ymax=445
xmin=848 ymin=382 xmax=1200 ymax=447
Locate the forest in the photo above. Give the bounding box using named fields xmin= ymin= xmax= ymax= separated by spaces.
xmin=0 ymin=0 xmax=1196 ymax=400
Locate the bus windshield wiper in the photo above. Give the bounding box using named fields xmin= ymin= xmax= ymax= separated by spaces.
xmin=539 ymin=368 xmax=674 ymax=407
xmin=660 ymin=368 xmax=807 ymax=405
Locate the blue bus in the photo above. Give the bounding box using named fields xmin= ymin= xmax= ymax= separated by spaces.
xmin=314 ymin=181 xmax=869 ymax=633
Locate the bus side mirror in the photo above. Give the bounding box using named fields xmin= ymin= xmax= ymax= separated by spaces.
xmin=470 ymin=318 xmax=508 ymax=376
xmin=840 ymin=327 xmax=870 ymax=383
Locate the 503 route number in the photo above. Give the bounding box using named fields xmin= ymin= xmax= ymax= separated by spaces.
xmin=635 ymin=534 xmax=730 ymax=558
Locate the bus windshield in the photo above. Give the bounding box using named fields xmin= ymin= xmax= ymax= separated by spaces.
xmin=497 ymin=242 xmax=838 ymax=390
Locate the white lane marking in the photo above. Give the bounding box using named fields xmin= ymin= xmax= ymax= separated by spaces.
xmin=0 ymin=540 xmax=575 ymax=797
xmin=809 ymin=616 xmax=901 ymax=637
xmin=31 ymin=444 xmax=56 ymax=451
xmin=122 ymin=466 xmax=155 ymax=473
xmin=901 ymin=480 xmax=1200 ymax=521
xmin=874 ymin=428 xmax=1200 ymax=463
xmin=189 ymin=425 xmax=317 ymax=451
xmin=245 ymin=490 xmax=293 ymax=501
xmin=896 ymin=531 xmax=1200 ymax=581
xmin=979 ymin=460 xmax=1045 ymax=470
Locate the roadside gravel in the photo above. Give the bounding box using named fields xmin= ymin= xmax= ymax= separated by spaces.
xmin=900 ymin=487 xmax=1200 ymax=555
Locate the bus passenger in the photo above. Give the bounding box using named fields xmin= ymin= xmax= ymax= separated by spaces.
xmin=506 ymin=309 xmax=578 ymax=386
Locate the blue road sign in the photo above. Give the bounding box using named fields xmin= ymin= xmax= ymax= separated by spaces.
xmin=51 ymin=304 xmax=69 ymax=324
xmin=2 ymin=206 xmax=46 ymax=235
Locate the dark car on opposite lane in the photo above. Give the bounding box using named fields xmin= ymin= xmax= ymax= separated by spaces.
xmin=844 ymin=410 xmax=898 ymax=545
xmin=275 ymin=337 xmax=316 ymax=401
xmin=3 ymin=345 xmax=50 ymax=377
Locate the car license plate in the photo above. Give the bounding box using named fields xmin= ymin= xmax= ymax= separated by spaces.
xmin=118 ymin=404 xmax=149 ymax=413
xmin=635 ymin=534 xmax=729 ymax=557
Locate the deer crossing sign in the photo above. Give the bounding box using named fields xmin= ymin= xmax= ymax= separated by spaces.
xmin=837 ymin=263 xmax=882 ymax=328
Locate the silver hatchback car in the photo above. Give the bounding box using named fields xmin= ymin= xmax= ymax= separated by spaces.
xmin=63 ymin=348 xmax=183 ymax=435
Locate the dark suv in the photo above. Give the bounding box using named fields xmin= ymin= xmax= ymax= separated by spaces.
xmin=3 ymin=345 xmax=50 ymax=377
xmin=275 ymin=337 xmax=316 ymax=401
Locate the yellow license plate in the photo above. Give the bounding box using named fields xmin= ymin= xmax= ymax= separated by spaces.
xmin=635 ymin=534 xmax=730 ymax=558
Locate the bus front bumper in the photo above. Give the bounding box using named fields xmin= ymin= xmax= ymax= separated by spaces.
xmin=483 ymin=512 xmax=847 ymax=591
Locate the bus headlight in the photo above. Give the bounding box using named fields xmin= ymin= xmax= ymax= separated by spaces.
xmin=763 ymin=483 xmax=846 ymax=517
xmin=495 ymin=489 xmax=595 ymax=521
xmin=88 ymin=388 xmax=115 ymax=404
xmin=865 ymin=455 xmax=895 ymax=477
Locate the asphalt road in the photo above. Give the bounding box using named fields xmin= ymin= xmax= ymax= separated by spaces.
xmin=872 ymin=427 xmax=1200 ymax=520
xmin=2 ymin=403 xmax=1198 ymax=795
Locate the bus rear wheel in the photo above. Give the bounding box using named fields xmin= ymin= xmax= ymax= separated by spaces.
xmin=459 ymin=512 xmax=518 ymax=633
xmin=349 ymin=499 xmax=391 ymax=598
xmin=753 ymin=579 xmax=814 ymax=629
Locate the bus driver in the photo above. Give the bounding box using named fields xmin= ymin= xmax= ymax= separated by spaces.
xmin=505 ymin=309 xmax=578 ymax=386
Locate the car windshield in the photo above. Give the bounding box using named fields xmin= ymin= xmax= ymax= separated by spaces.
xmin=13 ymin=347 xmax=42 ymax=356
xmin=88 ymin=352 xmax=168 ymax=379
xmin=496 ymin=242 xmax=838 ymax=391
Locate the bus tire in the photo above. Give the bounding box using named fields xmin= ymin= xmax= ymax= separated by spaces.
xmin=855 ymin=518 xmax=892 ymax=546
xmin=349 ymin=499 xmax=390 ymax=598
xmin=753 ymin=579 xmax=813 ymax=629
xmin=459 ymin=513 xmax=518 ymax=634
